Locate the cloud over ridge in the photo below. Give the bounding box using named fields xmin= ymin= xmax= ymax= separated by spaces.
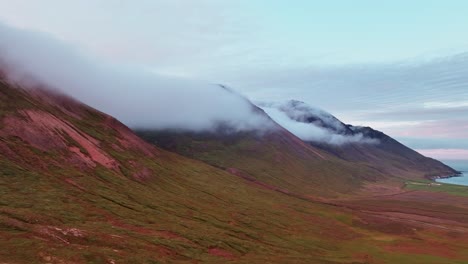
xmin=0 ymin=21 xmax=273 ymax=132
xmin=258 ymin=100 xmax=379 ymax=145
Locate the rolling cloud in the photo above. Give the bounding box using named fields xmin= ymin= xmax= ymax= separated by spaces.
xmin=0 ymin=21 xmax=273 ymax=132
xmin=258 ymin=100 xmax=378 ymax=145
xmin=229 ymin=54 xmax=468 ymax=158
xmin=1 ymin=1 xmax=467 ymax=159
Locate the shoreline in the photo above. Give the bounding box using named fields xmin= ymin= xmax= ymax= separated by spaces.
xmin=432 ymin=171 xmax=468 ymax=187
xmin=428 ymin=171 xmax=463 ymax=181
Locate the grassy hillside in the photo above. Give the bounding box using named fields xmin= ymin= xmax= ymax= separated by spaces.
xmin=136 ymin=129 xmax=385 ymax=198
xmin=136 ymin=107 xmax=455 ymax=200
xmin=1 ymin=81 xmax=468 ymax=263
xmin=311 ymin=127 xmax=457 ymax=180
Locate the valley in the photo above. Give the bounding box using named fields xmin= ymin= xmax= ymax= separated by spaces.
xmin=1 ymin=4 xmax=468 ymax=263
xmin=0 ymin=81 xmax=467 ymax=263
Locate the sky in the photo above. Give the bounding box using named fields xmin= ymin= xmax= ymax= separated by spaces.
xmin=0 ymin=22 xmax=274 ymax=133
xmin=0 ymin=0 xmax=467 ymax=160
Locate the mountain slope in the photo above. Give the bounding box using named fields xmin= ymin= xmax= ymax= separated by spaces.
xmin=136 ymin=101 xmax=455 ymax=199
xmin=316 ymin=125 xmax=457 ymax=178
xmin=0 ymin=78 xmax=362 ymax=263
xmin=259 ymin=100 xmax=457 ymax=180
xmin=2 ymin=78 xmax=468 ymax=263
xmin=136 ymin=127 xmax=385 ymax=198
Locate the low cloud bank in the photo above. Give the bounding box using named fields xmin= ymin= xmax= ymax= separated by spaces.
xmin=258 ymin=100 xmax=379 ymax=145
xmin=0 ymin=22 xmax=273 ymax=132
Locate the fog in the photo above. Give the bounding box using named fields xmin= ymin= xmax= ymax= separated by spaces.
xmin=0 ymin=21 xmax=273 ymax=132
xmin=258 ymin=101 xmax=378 ymax=145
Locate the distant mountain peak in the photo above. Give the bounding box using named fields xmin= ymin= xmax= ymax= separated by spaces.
xmin=279 ymin=100 xmax=351 ymax=134
xmin=257 ymin=100 xmax=377 ymax=145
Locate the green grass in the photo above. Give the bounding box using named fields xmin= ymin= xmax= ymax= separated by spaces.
xmin=2 ymin=80 xmax=468 ymax=263
xmin=136 ymin=130 xmax=383 ymax=198
xmin=405 ymin=180 xmax=468 ymax=196
xmin=2 ymin=149 xmax=467 ymax=263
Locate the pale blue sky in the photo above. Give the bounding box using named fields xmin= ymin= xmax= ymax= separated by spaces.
xmin=240 ymin=0 xmax=468 ymax=63
xmin=1 ymin=1 xmax=468 ymax=68
xmin=0 ymin=0 xmax=467 ymax=159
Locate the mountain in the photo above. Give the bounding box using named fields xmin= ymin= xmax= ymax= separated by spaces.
xmin=136 ymin=122 xmax=384 ymax=198
xmin=2 ymin=77 xmax=468 ymax=263
xmin=136 ymin=99 xmax=456 ymax=199
xmin=259 ymin=100 xmax=457 ymax=179
xmin=1 ymin=76 xmax=370 ymax=263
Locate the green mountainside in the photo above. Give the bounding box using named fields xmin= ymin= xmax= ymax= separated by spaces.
xmin=1 ymin=79 xmax=468 ymax=263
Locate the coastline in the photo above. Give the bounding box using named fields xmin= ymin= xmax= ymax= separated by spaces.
xmin=427 ymin=171 xmax=463 ymax=181
xmin=432 ymin=171 xmax=468 ymax=187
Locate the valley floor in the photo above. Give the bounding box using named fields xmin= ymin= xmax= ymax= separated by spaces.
xmin=1 ymin=162 xmax=468 ymax=264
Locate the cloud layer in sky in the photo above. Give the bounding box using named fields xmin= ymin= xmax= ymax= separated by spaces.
xmin=1 ymin=1 xmax=468 ymax=75
xmin=258 ymin=101 xmax=378 ymax=145
xmin=232 ymin=57 xmax=468 ymax=159
xmin=0 ymin=1 xmax=467 ymax=159
xmin=0 ymin=22 xmax=273 ymax=132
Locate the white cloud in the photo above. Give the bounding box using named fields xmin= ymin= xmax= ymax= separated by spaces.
xmin=258 ymin=101 xmax=378 ymax=145
xmin=0 ymin=21 xmax=273 ymax=132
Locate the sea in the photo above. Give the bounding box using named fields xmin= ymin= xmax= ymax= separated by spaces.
xmin=436 ymin=160 xmax=468 ymax=186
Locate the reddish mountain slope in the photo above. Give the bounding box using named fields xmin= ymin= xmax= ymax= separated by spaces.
xmin=1 ymin=78 xmax=468 ymax=264
xmin=136 ymin=102 xmax=455 ymax=198
xmin=259 ymin=100 xmax=457 ymax=179
xmin=136 ymin=127 xmax=386 ymax=197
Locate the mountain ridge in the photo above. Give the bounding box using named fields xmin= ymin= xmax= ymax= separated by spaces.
xmin=137 ymin=99 xmax=456 ymax=199
xmin=2 ymin=76 xmax=468 ymax=263
xmin=258 ymin=99 xmax=457 ymax=178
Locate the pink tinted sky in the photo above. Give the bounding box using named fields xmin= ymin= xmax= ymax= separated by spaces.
xmin=383 ymin=120 xmax=468 ymax=139
xmin=353 ymin=118 xmax=468 ymax=160
xmin=416 ymin=149 xmax=468 ymax=160
xmin=0 ymin=1 xmax=467 ymax=160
